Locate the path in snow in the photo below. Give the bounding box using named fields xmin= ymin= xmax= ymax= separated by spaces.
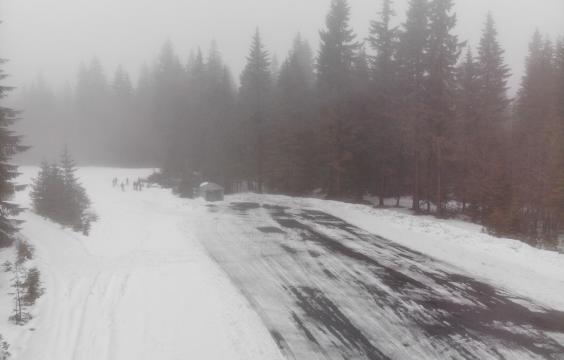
xmin=198 ymin=200 xmax=564 ymax=360
xmin=9 ymin=168 xmax=283 ymax=360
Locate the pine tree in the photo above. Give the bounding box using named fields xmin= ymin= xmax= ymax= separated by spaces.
xmin=369 ymin=0 xmax=398 ymax=81
xmin=554 ymin=39 xmax=564 ymax=240
xmin=268 ymin=35 xmax=317 ymax=194
xmin=0 ymin=55 xmax=27 ymax=247
xmin=239 ymin=29 xmax=271 ymax=192
xmin=112 ymin=65 xmax=133 ymax=105
xmin=76 ymin=58 xmax=108 ymax=115
xmin=201 ymin=43 xmax=237 ymax=189
xmin=350 ymin=47 xmax=374 ymax=197
xmin=110 ymin=65 xmax=134 ymax=163
xmin=368 ymin=0 xmax=408 ymax=206
xmin=513 ymin=33 xmax=560 ymax=244
xmin=30 ymin=161 xmax=52 ymax=218
xmin=125 ymin=63 xmax=158 ymax=166
xmin=472 ymin=14 xmax=511 ymax=225
xmin=317 ymin=0 xmax=361 ymax=199
xmin=454 ymin=47 xmax=479 ymax=211
xmin=22 ymin=268 xmax=42 ymax=306
xmin=60 ymin=147 xmax=90 ymax=230
xmin=75 ymin=57 xmax=111 ymax=162
xmin=425 ymin=0 xmax=461 ymax=215
xmin=154 ymin=41 xmax=188 ymax=176
xmin=270 ymin=54 xmax=281 ymax=83
xmin=397 ymin=0 xmax=429 ymax=211
xmin=31 ymin=150 xmax=91 ymax=232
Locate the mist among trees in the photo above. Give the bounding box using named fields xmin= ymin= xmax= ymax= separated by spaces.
xmin=11 ymin=0 xmax=564 ymax=248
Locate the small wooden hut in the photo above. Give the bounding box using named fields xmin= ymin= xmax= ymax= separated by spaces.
xmin=199 ymin=182 xmax=224 ymax=202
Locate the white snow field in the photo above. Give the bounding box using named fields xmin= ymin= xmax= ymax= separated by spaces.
xmin=1 ymin=167 xmax=284 ymax=360
xmin=1 ymin=167 xmax=564 ymax=359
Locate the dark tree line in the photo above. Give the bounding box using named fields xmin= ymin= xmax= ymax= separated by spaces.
xmin=19 ymin=0 xmax=564 ymax=247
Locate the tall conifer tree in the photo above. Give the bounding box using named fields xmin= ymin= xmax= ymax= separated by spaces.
xmin=472 ymin=14 xmax=511 ymax=224
xmin=454 ymin=47 xmax=479 ymax=211
xmin=425 ymin=0 xmax=461 ymax=215
xmin=317 ymin=0 xmax=361 ymax=198
xmin=240 ymin=29 xmax=271 ymax=192
xmin=0 ymin=56 xmax=27 ymax=247
xmin=268 ymin=35 xmax=317 ymax=194
xmin=398 ymin=0 xmax=429 ymax=211
xmin=368 ymin=0 xmax=401 ymax=206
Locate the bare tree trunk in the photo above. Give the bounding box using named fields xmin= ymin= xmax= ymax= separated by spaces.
xmin=412 ymin=149 xmax=420 ymax=211
xmin=379 ymin=175 xmax=385 ymax=207
xmin=437 ymin=138 xmax=443 ymax=217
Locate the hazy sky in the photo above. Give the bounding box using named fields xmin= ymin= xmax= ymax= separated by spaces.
xmin=1 ymin=0 xmax=563 ymax=97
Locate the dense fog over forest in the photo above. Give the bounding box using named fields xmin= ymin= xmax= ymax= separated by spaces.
xmin=1 ymin=0 xmax=564 ymax=243
xmin=0 ymin=0 xmax=562 ymax=164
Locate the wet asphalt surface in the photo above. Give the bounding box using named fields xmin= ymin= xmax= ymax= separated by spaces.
xmin=200 ymin=201 xmax=564 ymax=360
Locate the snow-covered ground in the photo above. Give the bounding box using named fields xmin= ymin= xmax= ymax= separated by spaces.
xmin=1 ymin=167 xmax=283 ymax=360
xmin=231 ymin=193 xmax=564 ymax=312
xmin=1 ymin=167 xmax=563 ymax=359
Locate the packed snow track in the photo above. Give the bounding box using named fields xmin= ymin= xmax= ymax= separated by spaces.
xmin=199 ymin=201 xmax=564 ymax=360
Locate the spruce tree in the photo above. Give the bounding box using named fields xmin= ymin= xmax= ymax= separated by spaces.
xmin=472 ymin=14 xmax=511 ymax=225
xmin=368 ymin=0 xmax=401 ymax=206
xmin=75 ymin=58 xmax=111 ymax=162
xmin=30 ymin=161 xmax=52 ymax=218
xmin=31 ymin=149 xmax=91 ymax=232
xmin=202 ymin=43 xmax=230 ymax=185
xmin=134 ymin=63 xmax=159 ymax=165
xmin=513 ymin=33 xmax=560 ymax=243
xmin=0 ymin=57 xmax=27 ymax=247
xmin=60 ymin=147 xmax=90 ymax=230
xmin=154 ymin=41 xmax=187 ymax=176
xmin=555 ymin=39 xmax=564 ymax=240
xmin=112 ymin=65 xmax=133 ymax=106
xmin=398 ymin=0 xmax=429 ymax=211
xmin=239 ymin=29 xmax=271 ymax=192
xmin=110 ymin=65 xmax=134 ymax=163
xmin=369 ymin=0 xmax=398 ymax=81
xmin=454 ymin=47 xmax=479 ymax=211
xmin=268 ymin=35 xmax=317 ymax=194
xmin=317 ymin=0 xmax=361 ymax=199
xmin=425 ymin=0 xmax=461 ymax=215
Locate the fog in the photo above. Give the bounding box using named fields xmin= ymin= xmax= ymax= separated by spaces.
xmin=2 ymin=0 xmax=563 ymax=92
xmin=0 ymin=0 xmax=563 ymax=167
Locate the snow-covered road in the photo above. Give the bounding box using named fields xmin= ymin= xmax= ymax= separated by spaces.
xmin=199 ymin=200 xmax=564 ymax=359
xmin=3 ymin=167 xmax=564 ymax=359
xmin=6 ymin=168 xmax=284 ymax=360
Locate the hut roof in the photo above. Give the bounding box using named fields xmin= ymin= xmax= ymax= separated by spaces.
xmin=199 ymin=182 xmax=224 ymax=191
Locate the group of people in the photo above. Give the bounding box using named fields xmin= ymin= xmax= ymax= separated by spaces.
xmin=112 ymin=177 xmax=146 ymax=192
